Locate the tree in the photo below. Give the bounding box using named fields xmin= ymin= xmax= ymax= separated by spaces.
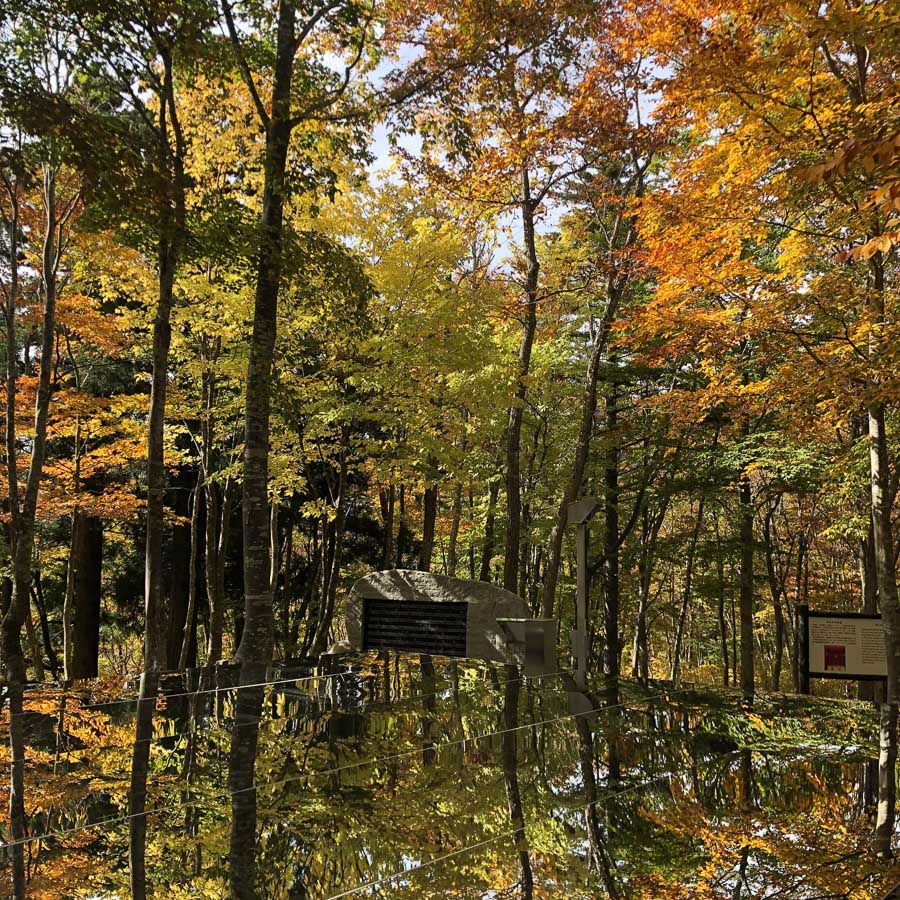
xmin=387 ymin=0 xmax=625 ymax=594
xmin=221 ymin=0 xmax=376 ymax=666
xmin=0 ymin=130 xmax=80 ymax=689
xmin=639 ymin=0 xmax=899 ymax=844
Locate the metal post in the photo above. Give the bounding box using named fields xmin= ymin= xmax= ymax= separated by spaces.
xmin=797 ymin=602 xmax=810 ymax=695
xmin=567 ymin=498 xmax=599 ymax=692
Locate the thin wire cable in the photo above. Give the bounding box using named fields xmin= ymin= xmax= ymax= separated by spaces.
xmin=3 ymin=659 xmax=580 ymax=719
xmin=0 ymin=683 xmax=701 ymax=850
xmin=325 ymin=745 xmax=747 ymax=898
xmin=326 ymin=830 xmax=523 ymax=899
xmin=228 ymin=685 xmax=700 ymax=800
xmin=6 ymin=666 xmax=400 ymax=718
xmin=1 ymin=667 xmax=575 ymax=769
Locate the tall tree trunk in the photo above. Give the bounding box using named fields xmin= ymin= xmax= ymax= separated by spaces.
xmin=528 ymin=545 xmax=542 ymax=613
xmin=790 ymin=533 xmax=806 ymax=692
xmin=738 ymin=470 xmax=755 ymax=704
xmin=144 ymin=49 xmax=186 ymax=672
xmin=24 ymin=599 xmax=43 ymax=680
xmin=228 ymin=664 xmax=266 ymax=899
xmin=468 ymin=490 xmax=477 ymax=579
xmin=446 ymin=417 xmax=467 ymax=578
xmin=62 ymin=416 xmax=83 ymax=680
xmin=567 ymin=675 xmax=620 ymax=898
xmin=165 ymin=469 xmax=193 ymax=669
xmin=864 ymin=236 xmax=900 ymax=859
xmin=269 ymin=502 xmax=280 ymax=597
xmin=7 ymin=682 xmax=26 ymax=899
xmin=310 ymin=450 xmax=348 ymax=655
xmin=771 ymin=580 xmax=785 ymax=691
xmin=69 ymin=515 xmax=103 ymax=679
xmin=632 ymin=496 xmax=669 ymax=681
xmin=379 ymin=483 xmax=395 ymax=570
xmin=603 ymin=384 xmax=620 ymax=680
xmin=418 ymin=482 xmax=438 ymax=572
xmin=419 ymin=654 xmax=437 ymax=765
xmin=763 ymin=505 xmax=786 ymax=691
xmin=206 ymin=477 xmax=233 ymax=664
xmin=128 ymin=671 xmax=159 ymax=900
xmin=2 ymin=165 xmax=65 ymax=685
xmin=278 ymin=502 xmax=294 ymax=658
xmin=447 ymin=481 xmax=462 ymax=577
xmin=671 ymin=494 xmax=706 ymax=683
xmin=862 ymin=513 xmax=879 ymax=612
xmin=179 ymin=478 xmax=204 ymax=670
xmin=62 ymin=510 xmax=80 ymax=680
xmin=542 ymin=294 xmax=619 ymax=617
xmin=518 ymin=504 xmax=530 ymax=600
xmin=716 ymin=529 xmax=730 ymax=687
xmin=233 ymin=0 xmax=296 ymax=666
xmin=501 ymin=664 xmax=533 ymax=897
xmin=632 ymin=510 xmax=650 ymax=680
xmin=859 ymin=517 xmax=879 ymax=702
xmin=504 ymin=170 xmax=539 ymax=595
xmin=396 ymin=483 xmax=408 ymax=567
xmin=870 ymin=401 xmax=900 ymax=858
xmin=1 ymin=171 xmax=21 ymax=686
xmin=297 ymin=529 xmax=323 ymax=659
xmin=3 ymin=580 xmax=14 ymax=634
xmin=480 ymin=480 xmax=500 ymax=582
xmin=31 ymin=576 xmax=58 ymax=679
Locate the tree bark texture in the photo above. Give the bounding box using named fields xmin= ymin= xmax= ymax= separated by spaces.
xmin=165 ymin=469 xmax=193 ymax=670
xmin=447 ymin=481 xmax=462 ymax=577
xmin=501 ymin=664 xmax=533 ymax=897
xmin=870 ymin=402 xmax=900 ymax=858
xmin=206 ymin=477 xmax=234 ymax=664
xmin=671 ymin=495 xmax=706 ymax=683
xmin=178 ymin=479 xmax=204 ymax=670
xmin=6 ymin=682 xmax=26 ymax=898
xmin=144 ymin=49 xmax=186 ymax=672
xmin=234 ymin=0 xmax=296 ymax=666
xmin=739 ymin=471 xmax=755 ymax=704
xmin=379 ymin=484 xmax=395 ymax=570
xmin=228 ymin=664 xmax=266 ymax=899
xmin=542 ymin=287 xmax=624 ymax=618
xmin=603 ymin=385 xmax=620 ymax=680
xmin=310 ymin=448 xmax=348 ymax=655
xmin=418 ymin=482 xmax=438 ymax=572
xmin=128 ymin=671 xmax=159 ymax=900
xmin=504 ymin=170 xmax=539 ymax=595
xmin=480 ymin=480 xmax=500 ymax=582
xmin=69 ymin=515 xmax=103 ymax=680
xmin=568 ymin=675 xmax=620 ymax=898
xmin=2 ymin=166 xmax=65 ymax=684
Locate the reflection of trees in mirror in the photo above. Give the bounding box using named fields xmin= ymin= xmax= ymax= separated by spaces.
xmin=128 ymin=671 xmax=158 ymax=899
xmin=228 ymin=662 xmax=266 ymax=899
xmin=5 ymin=682 xmax=26 ymax=898
xmin=3 ymin=654 xmax=900 ymax=898
xmin=502 ymin=663 xmax=533 ymax=897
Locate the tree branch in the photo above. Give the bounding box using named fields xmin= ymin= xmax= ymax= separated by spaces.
xmin=220 ymin=0 xmax=271 ymax=129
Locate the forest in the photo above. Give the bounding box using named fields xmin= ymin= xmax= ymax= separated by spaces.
xmin=0 ymin=0 xmax=898 ymax=896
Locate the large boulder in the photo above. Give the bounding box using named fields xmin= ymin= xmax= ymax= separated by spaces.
xmin=346 ymin=569 xmax=530 ymax=662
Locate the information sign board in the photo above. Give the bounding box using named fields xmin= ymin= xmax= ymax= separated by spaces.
xmin=803 ymin=610 xmax=886 ymax=681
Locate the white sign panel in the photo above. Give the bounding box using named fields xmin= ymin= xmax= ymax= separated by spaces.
xmin=808 ymin=614 xmax=886 ymax=678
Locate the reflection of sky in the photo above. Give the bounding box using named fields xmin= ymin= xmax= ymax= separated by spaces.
xmin=364 ymin=43 xmax=570 ymax=261
xmin=367 ymin=118 xmax=565 ymax=264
